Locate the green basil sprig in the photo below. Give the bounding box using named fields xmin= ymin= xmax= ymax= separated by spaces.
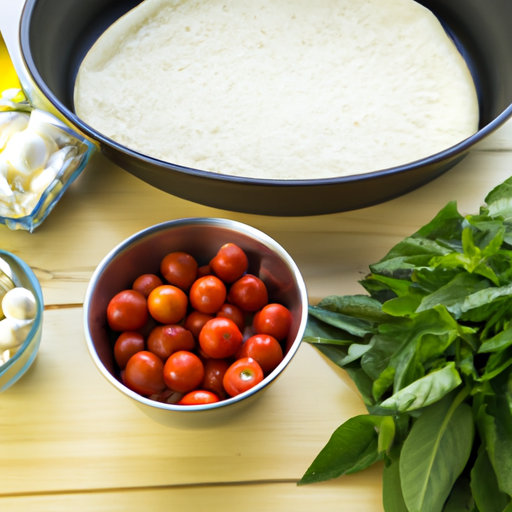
xmin=299 ymin=177 xmax=512 ymax=512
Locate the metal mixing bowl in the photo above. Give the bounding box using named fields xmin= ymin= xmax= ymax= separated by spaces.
xmin=19 ymin=0 xmax=512 ymax=216
xmin=83 ymin=218 xmax=308 ymax=427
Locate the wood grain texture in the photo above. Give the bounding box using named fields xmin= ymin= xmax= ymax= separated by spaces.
xmin=1 ymin=0 xmax=512 ymax=509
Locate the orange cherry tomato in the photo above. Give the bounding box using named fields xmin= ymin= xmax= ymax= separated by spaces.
xmin=132 ymin=274 xmax=163 ymax=298
xmin=177 ymin=390 xmax=220 ymax=405
xmin=147 ymin=325 xmax=195 ymax=361
xmin=216 ymin=302 xmax=246 ymax=333
xmin=124 ymin=351 xmax=166 ymax=396
xmin=223 ymin=357 xmax=264 ymax=397
xmin=160 ymin=251 xmax=198 ymax=290
xmin=189 ymin=275 xmax=226 ymax=314
xmin=199 ymin=317 xmax=243 ymax=359
xmin=114 ymin=331 xmax=145 ymax=369
xmin=210 ymin=243 xmax=248 ymax=283
xmin=227 ymin=274 xmax=268 ymax=312
xmin=253 ymin=303 xmax=293 ymax=341
xmin=147 ymin=285 xmax=188 ymax=324
xmin=107 ymin=289 xmax=148 ymax=332
xmin=163 ymin=350 xmax=204 ymax=393
xmin=238 ymin=334 xmax=283 ymax=374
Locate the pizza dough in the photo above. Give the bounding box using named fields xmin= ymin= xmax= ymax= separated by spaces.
xmin=74 ymin=0 xmax=479 ymax=180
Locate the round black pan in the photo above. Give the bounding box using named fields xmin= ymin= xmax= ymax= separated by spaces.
xmin=19 ymin=0 xmax=512 ymax=216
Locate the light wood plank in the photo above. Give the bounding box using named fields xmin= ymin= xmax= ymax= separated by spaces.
xmin=0 ymin=475 xmax=383 ymax=512
xmin=0 ymin=308 xmax=376 ymax=497
xmin=1 ymin=146 xmax=512 ymax=304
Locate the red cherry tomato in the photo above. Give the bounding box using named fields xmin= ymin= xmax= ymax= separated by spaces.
xmin=177 ymin=390 xmax=220 ymax=405
xmin=107 ymin=289 xmax=148 ymax=332
xmin=216 ymin=302 xmax=246 ymax=332
xmin=184 ymin=310 xmax=214 ymax=340
xmin=210 ymin=243 xmax=248 ymax=283
xmin=114 ymin=331 xmax=145 ymax=369
xmin=147 ymin=325 xmax=195 ymax=361
xmin=189 ymin=275 xmax=226 ymax=314
xmin=124 ymin=351 xmax=166 ymax=396
xmin=147 ymin=285 xmax=188 ymax=324
xmin=238 ymin=334 xmax=283 ymax=374
xmin=132 ymin=274 xmax=163 ymax=298
xmin=201 ymin=358 xmax=230 ymax=399
xmin=163 ymin=350 xmax=204 ymax=393
xmin=160 ymin=252 xmax=198 ymax=290
xmin=223 ymin=357 xmax=264 ymax=397
xmin=199 ymin=317 xmax=243 ymax=359
xmin=227 ymin=274 xmax=268 ymax=312
xmin=253 ymin=303 xmax=293 ymax=341
xmin=197 ymin=264 xmax=212 ymax=278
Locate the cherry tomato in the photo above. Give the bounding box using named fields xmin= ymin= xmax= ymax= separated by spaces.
xmin=184 ymin=310 xmax=214 ymax=340
xmin=216 ymin=302 xmax=246 ymax=332
xmin=160 ymin=252 xmax=198 ymax=290
xmin=227 ymin=274 xmax=268 ymax=312
xmin=107 ymin=289 xmax=148 ymax=332
xmin=238 ymin=334 xmax=283 ymax=374
xmin=253 ymin=303 xmax=292 ymax=341
xmin=163 ymin=350 xmax=204 ymax=393
xmin=114 ymin=331 xmax=145 ymax=369
xmin=147 ymin=325 xmax=195 ymax=361
xmin=147 ymin=285 xmax=188 ymax=324
xmin=197 ymin=264 xmax=212 ymax=278
xmin=210 ymin=243 xmax=248 ymax=283
xmin=132 ymin=274 xmax=163 ymax=298
xmin=124 ymin=351 xmax=166 ymax=396
xmin=199 ymin=317 xmax=243 ymax=359
xmin=201 ymin=358 xmax=230 ymax=399
xmin=189 ymin=275 xmax=226 ymax=314
xmin=223 ymin=357 xmax=264 ymax=397
xmin=177 ymin=390 xmax=220 ymax=405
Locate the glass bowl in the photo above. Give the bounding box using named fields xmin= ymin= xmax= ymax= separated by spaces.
xmin=0 ymin=108 xmax=95 ymax=232
xmin=0 ymin=249 xmax=44 ymax=391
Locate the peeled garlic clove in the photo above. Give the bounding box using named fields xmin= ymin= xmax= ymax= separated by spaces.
xmin=0 ymin=317 xmax=30 ymax=350
xmin=1 ymin=287 xmax=37 ymax=322
xmin=2 ymin=130 xmax=52 ymax=176
xmin=0 ymin=112 xmax=29 ymax=150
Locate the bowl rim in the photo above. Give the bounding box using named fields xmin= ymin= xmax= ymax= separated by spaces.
xmin=0 ymin=249 xmax=44 ymax=378
xmin=83 ymin=217 xmax=309 ymax=413
xmin=18 ymin=0 xmax=512 ymax=187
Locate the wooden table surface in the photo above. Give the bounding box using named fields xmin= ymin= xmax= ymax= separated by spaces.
xmin=2 ymin=2 xmax=512 ymax=511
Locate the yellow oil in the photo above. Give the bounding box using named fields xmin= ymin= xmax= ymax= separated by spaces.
xmin=0 ymin=32 xmax=20 ymax=91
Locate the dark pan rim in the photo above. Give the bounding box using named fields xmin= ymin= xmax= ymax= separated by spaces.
xmin=18 ymin=0 xmax=512 ymax=188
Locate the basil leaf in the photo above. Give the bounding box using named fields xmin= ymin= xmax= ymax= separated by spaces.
xmin=400 ymin=391 xmax=474 ymax=512
xmin=361 ymin=334 xmax=402 ymax=381
xmin=416 ymin=273 xmax=492 ymax=318
xmin=478 ymin=346 xmax=512 ymax=382
xmin=308 ymin=305 xmax=374 ymax=337
xmin=298 ymin=415 xmax=382 ymax=485
xmin=315 ymin=294 xmax=390 ymax=323
xmin=443 ymin=478 xmax=476 ymax=512
xmin=380 ymin=363 xmax=462 ymax=412
xmin=383 ymin=458 xmax=409 ymax=512
xmin=478 ymin=325 xmax=512 ymax=353
xmin=470 ymin=443 xmax=510 ymax=512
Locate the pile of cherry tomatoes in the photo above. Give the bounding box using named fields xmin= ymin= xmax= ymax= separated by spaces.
xmin=106 ymin=242 xmax=293 ymax=405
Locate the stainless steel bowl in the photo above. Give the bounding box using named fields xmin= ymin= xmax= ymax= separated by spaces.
xmin=83 ymin=218 xmax=308 ymax=427
xmin=19 ymin=0 xmax=512 ymax=216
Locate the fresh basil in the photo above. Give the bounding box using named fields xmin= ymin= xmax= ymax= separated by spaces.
xmin=300 ymin=177 xmax=512 ymax=511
